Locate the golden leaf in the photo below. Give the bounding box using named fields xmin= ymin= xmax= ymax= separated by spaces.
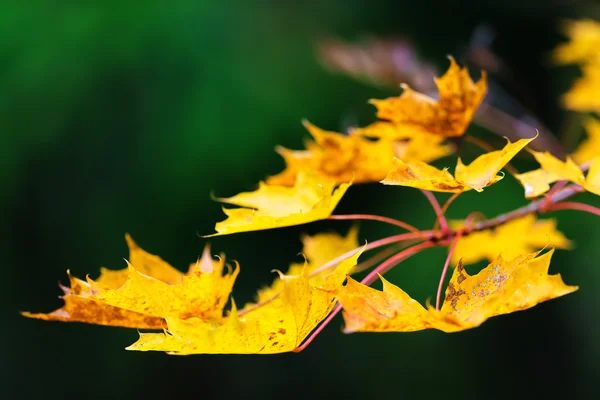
xmin=209 ymin=171 xmax=351 ymax=236
xmin=22 ymin=272 xmax=164 ymax=329
xmin=572 ymin=118 xmax=600 ymax=164
xmin=369 ymin=57 xmax=487 ymax=137
xmin=267 ymin=121 xmax=396 ymax=186
xmin=516 ymin=151 xmax=600 ymax=197
xmin=561 ymin=64 xmax=600 ymax=114
xmin=382 ymin=136 xmax=534 ymax=193
xmin=126 ymin=248 xmax=364 ymax=354
xmin=354 ymin=121 xmax=455 ymax=163
xmin=554 ymin=19 xmax=600 ymax=66
xmin=450 ymin=215 xmax=572 ymax=266
xmin=335 ymin=250 xmax=577 ymax=333
xmin=23 ymin=237 xmax=235 ymax=328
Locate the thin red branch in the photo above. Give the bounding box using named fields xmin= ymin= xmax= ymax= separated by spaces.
xmin=352 ymin=241 xmax=420 ymax=274
xmin=435 ymin=232 xmax=461 ymax=310
xmin=238 ymin=230 xmax=433 ymax=317
xmin=295 ymin=240 xmax=435 ymax=352
xmin=434 ymin=193 xmax=460 ymax=231
xmin=546 ymin=201 xmax=600 ymax=217
xmin=293 ymin=305 xmax=342 ymax=352
xmin=421 ymin=190 xmax=449 ymax=234
xmin=360 ymin=241 xmax=437 ymax=286
xmin=329 ymin=214 xmax=420 ymax=232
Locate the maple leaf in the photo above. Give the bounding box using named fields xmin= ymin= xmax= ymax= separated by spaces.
xmin=334 ymin=250 xmax=577 ymax=333
xmin=267 ymin=121 xmax=396 ymax=186
xmin=127 ymin=248 xmax=364 ymax=354
xmin=21 ymin=271 xmax=164 ymax=329
xmin=553 ymin=19 xmax=600 ymax=66
xmin=516 ymin=151 xmax=600 ymax=198
xmin=22 ymin=235 xmax=232 ymax=328
xmin=209 ymin=171 xmax=351 ymax=236
xmin=369 ymin=57 xmax=487 ymax=137
xmin=561 ymin=64 xmax=600 ymax=114
xmin=382 ymin=136 xmax=535 ymax=192
xmin=572 ymin=118 xmax=600 ymax=164
xmin=450 ymin=215 xmax=572 ymax=266
xmin=354 ymin=121 xmax=455 ymax=163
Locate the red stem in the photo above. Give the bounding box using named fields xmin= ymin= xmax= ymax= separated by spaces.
xmin=329 ymin=214 xmax=420 ymax=233
xmin=360 ymin=241 xmax=437 ymax=286
xmin=435 ymin=232 xmax=461 ymax=310
xmin=546 ymin=201 xmax=600 ymax=217
xmin=294 ymin=305 xmax=342 ymax=352
xmin=295 ymin=241 xmax=435 ymax=352
xmin=238 ymin=230 xmax=433 ymax=317
xmin=421 ymin=190 xmax=449 ymax=234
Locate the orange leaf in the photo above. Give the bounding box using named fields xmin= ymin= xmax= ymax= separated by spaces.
xmin=369 ymin=57 xmax=487 ymax=137
xmin=268 ymin=121 xmax=396 ymax=186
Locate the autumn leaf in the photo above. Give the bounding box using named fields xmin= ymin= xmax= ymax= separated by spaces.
xmin=209 ymin=171 xmax=351 ymax=236
xmin=561 ymin=64 xmax=600 ymax=114
xmin=267 ymin=121 xmax=396 ymax=186
xmin=553 ymin=19 xmax=600 ymax=66
xmin=369 ymin=57 xmax=487 ymax=137
xmin=354 ymin=121 xmax=455 ymax=163
xmin=127 ymin=248 xmax=364 ymax=354
xmin=572 ymin=118 xmax=600 ymax=164
xmin=382 ymin=136 xmax=534 ymax=192
xmin=516 ymin=151 xmax=600 ymax=197
xmin=450 ymin=215 xmax=571 ymax=266
xmin=334 ymin=250 xmax=577 ymax=333
xmin=22 ymin=235 xmax=231 ymax=328
xmin=21 ymin=271 xmax=164 ymax=329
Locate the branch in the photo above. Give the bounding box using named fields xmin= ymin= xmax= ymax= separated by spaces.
xmin=464 ymin=185 xmax=584 ymax=235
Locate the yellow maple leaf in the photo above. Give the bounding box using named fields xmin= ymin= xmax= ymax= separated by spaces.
xmin=553 ymin=19 xmax=600 ymax=66
xmin=23 ymin=236 xmax=236 ymax=327
xmin=561 ymin=64 xmax=600 ymax=114
xmin=450 ymin=215 xmax=572 ymax=265
xmin=22 ymin=271 xmax=164 ymax=329
xmin=382 ymin=136 xmax=534 ymax=192
xmin=126 ymin=248 xmax=364 ymax=354
xmin=209 ymin=171 xmax=351 ymax=236
xmin=335 ymin=250 xmax=577 ymax=333
xmin=516 ymin=151 xmax=600 ymax=197
xmin=369 ymin=57 xmax=487 ymax=137
xmin=354 ymin=121 xmax=455 ymax=163
xmin=572 ymin=118 xmax=600 ymax=164
xmin=267 ymin=121 xmax=396 ymax=186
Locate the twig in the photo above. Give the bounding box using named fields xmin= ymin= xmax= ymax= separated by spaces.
xmin=329 ymin=214 xmax=420 ymax=232
xmin=435 ymin=233 xmax=461 ymax=310
xmin=421 ymin=190 xmax=449 ymax=234
xmin=238 ymin=230 xmax=433 ymax=316
xmin=546 ymin=201 xmax=600 ymax=217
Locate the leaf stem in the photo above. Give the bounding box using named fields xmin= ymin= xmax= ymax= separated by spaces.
xmin=329 ymin=214 xmax=420 ymax=232
xmin=294 ymin=304 xmax=342 ymax=352
xmin=434 ymin=193 xmax=460 ymax=231
xmin=237 ymin=230 xmax=433 ymax=317
xmin=294 ymin=240 xmax=435 ymax=352
xmin=360 ymin=241 xmax=438 ymax=286
xmin=545 ymin=201 xmax=600 ymax=217
xmin=421 ymin=190 xmax=449 ymax=234
xmin=435 ymin=232 xmax=461 ymax=310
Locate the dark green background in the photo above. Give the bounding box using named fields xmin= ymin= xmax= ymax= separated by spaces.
xmin=4 ymin=1 xmax=599 ymax=399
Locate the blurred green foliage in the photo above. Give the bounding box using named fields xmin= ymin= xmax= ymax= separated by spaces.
xmin=3 ymin=1 xmax=600 ymax=398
